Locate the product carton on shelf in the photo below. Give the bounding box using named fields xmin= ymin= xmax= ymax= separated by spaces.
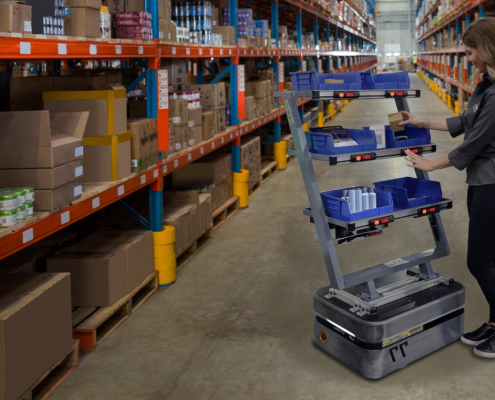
xmin=164 ymin=191 xmax=206 ymax=243
xmin=188 ymin=125 xmax=203 ymax=147
xmin=188 ymin=106 xmax=203 ymax=127
xmin=102 ymin=0 xmax=125 ymax=14
xmin=124 ymin=0 xmax=144 ymax=11
xmin=0 ymin=110 xmax=87 ymax=169
xmin=0 ymin=273 xmax=72 ymax=400
xmin=202 ymin=111 xmax=215 ymax=140
xmin=169 ymin=98 xmax=189 ymax=125
xmin=128 ymin=118 xmax=151 ymax=172
xmin=240 ymin=135 xmax=261 ymax=189
xmin=64 ymin=7 xmax=101 ymax=37
xmin=35 ymin=179 xmax=83 ymax=211
xmin=159 ymin=18 xmax=176 ymax=41
xmin=43 ymin=84 xmax=127 ymax=137
xmin=212 ymin=25 xmax=235 ymax=45
xmin=172 ymin=153 xmax=231 ymax=187
xmin=83 ymin=131 xmax=131 ymax=182
xmin=160 ymin=59 xmax=188 ymax=86
xmin=199 ymin=193 xmax=213 ymax=232
xmin=213 ymin=107 xmax=226 ymax=133
xmin=68 ymin=0 xmax=102 ymax=9
xmin=188 ymin=83 xmax=226 ymax=110
xmin=0 ymin=2 xmax=32 ymax=34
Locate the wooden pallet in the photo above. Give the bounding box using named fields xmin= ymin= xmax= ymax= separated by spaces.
xmin=72 ymin=272 xmax=158 ymax=352
xmin=176 ymin=228 xmax=214 ymax=272
xmin=261 ymin=161 xmax=279 ymax=184
xmin=249 ymin=180 xmax=262 ymax=198
xmin=21 ymin=339 xmax=79 ymax=400
xmin=212 ymin=196 xmax=240 ymax=231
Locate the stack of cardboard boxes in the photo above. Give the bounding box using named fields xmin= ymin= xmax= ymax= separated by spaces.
xmin=163 ymin=191 xmax=213 ymax=256
xmin=171 ymin=153 xmax=232 ymax=212
xmin=43 ymin=83 xmax=132 ymax=183
xmin=0 ymin=110 xmax=88 ymax=211
xmin=47 ymin=230 xmax=154 ymax=306
xmin=169 ymin=98 xmax=189 ymax=153
xmin=245 ymin=80 xmax=273 ymax=117
xmin=0 ymin=1 xmax=32 ymax=34
xmin=65 ymin=0 xmax=102 ymax=38
xmin=240 ymin=135 xmax=261 ymax=190
xmin=186 ymin=83 xmax=227 ymax=136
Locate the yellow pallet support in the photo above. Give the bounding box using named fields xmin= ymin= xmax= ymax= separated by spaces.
xmin=233 ymin=169 xmax=249 ymax=208
xmin=153 ymin=226 xmax=176 ymax=285
xmin=328 ymin=103 xmax=335 ymax=120
xmin=274 ymin=141 xmax=288 ymax=170
xmin=318 ymin=111 xmax=324 ymax=127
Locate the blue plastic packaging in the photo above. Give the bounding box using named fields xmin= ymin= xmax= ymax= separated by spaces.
xmin=320 ymin=186 xmax=394 ymax=222
xmin=363 ymin=125 xmax=431 ymax=149
xmin=307 ymin=127 xmax=377 ymax=155
xmin=373 ymin=177 xmax=442 ymax=210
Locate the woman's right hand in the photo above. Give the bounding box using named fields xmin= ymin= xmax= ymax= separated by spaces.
xmin=399 ymin=111 xmax=424 ymax=128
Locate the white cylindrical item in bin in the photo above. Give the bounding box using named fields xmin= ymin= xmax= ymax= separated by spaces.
xmin=369 ymin=192 xmax=377 ymax=209
xmin=349 ymin=190 xmax=356 ymax=213
xmin=362 ymin=192 xmax=369 ymax=211
xmin=342 ymin=189 xmax=349 ymax=198
xmin=355 ymin=189 xmax=362 ymax=212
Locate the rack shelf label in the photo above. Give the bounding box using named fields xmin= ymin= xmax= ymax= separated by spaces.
xmin=61 ymin=211 xmax=70 ymax=225
xmin=92 ymin=197 xmax=100 ymax=209
xmin=58 ymin=43 xmax=67 ymax=55
xmin=22 ymin=228 xmax=33 ymax=244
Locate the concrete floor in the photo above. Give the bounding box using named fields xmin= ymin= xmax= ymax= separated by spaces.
xmin=53 ymin=74 xmax=495 ymax=400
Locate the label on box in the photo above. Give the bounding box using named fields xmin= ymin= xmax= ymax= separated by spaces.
xmin=131 ymin=159 xmax=142 ymax=167
xmin=188 ymin=139 xmax=195 ymax=146
xmin=75 ymin=166 xmax=83 ymax=177
xmin=24 ymin=21 xmax=32 ymax=33
xmin=188 ymin=121 xmax=194 ymax=127
xmin=74 ymin=185 xmax=82 ymax=197
xmin=172 ymin=116 xmax=181 ymax=124
xmin=175 ymin=144 xmax=182 ymax=151
xmin=159 ymin=32 xmax=164 ymax=39
xmin=75 ymin=147 xmax=83 ymax=157
xmin=65 ymin=7 xmax=70 ymax=16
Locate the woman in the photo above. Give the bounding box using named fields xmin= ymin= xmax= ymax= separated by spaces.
xmin=401 ymin=17 xmax=495 ymax=359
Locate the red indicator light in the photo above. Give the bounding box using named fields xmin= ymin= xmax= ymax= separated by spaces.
xmin=390 ymin=92 xmax=395 ymax=97
xmin=351 ymin=153 xmax=376 ymax=162
xmin=339 ymin=93 xmax=344 ymax=98
xmin=418 ymin=206 xmax=440 ymax=216
xmin=356 ymin=156 xmax=362 ymax=161
xmin=422 ymin=209 xmax=427 ymax=214
xmin=374 ymin=220 xmax=380 ymax=226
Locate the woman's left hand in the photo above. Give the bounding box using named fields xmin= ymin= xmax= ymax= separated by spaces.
xmin=403 ymin=149 xmax=434 ymax=171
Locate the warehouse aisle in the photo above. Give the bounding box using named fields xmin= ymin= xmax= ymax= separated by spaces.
xmin=53 ymin=74 xmax=494 ymax=400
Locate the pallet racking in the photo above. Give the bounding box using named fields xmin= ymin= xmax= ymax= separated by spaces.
xmin=415 ymin=0 xmax=493 ymax=112
xmin=0 ymin=0 xmax=377 ymax=264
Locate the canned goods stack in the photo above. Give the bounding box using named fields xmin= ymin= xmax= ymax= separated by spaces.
xmin=172 ymin=1 xmax=213 ymax=45
xmin=169 ymin=90 xmax=201 ymax=109
xmin=177 ymin=26 xmax=190 ymax=43
xmin=254 ymin=20 xmax=269 ymax=38
xmin=222 ymin=8 xmax=255 ymax=36
xmin=42 ymin=0 xmax=66 ymax=36
xmin=116 ymin=12 xmax=153 ymax=40
xmin=0 ymin=188 xmax=34 ymax=228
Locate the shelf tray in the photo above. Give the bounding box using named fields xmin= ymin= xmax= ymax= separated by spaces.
xmin=303 ymin=197 xmax=453 ymax=231
xmin=274 ymin=89 xmax=421 ymax=100
xmin=288 ymin=143 xmax=437 ymax=164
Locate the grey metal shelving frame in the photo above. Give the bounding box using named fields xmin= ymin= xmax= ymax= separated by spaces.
xmin=274 ymin=89 xmax=454 ymax=315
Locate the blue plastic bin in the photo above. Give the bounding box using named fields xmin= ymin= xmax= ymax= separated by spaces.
xmin=373 ymin=177 xmax=442 ymax=210
xmin=360 ymin=71 xmax=375 ymax=89
xmin=372 ymin=72 xmax=410 ymax=89
xmin=320 ymin=186 xmax=394 ymax=221
xmin=290 ymin=71 xmax=361 ymax=90
xmin=363 ymin=125 xmax=430 ymax=149
xmin=307 ymin=127 xmax=377 ymax=155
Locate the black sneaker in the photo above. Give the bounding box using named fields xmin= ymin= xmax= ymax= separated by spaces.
xmin=474 ymin=333 xmax=495 ymax=358
xmin=460 ymin=322 xmax=495 ymax=345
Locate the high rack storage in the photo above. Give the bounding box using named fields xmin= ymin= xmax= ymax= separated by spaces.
xmin=415 ymin=0 xmax=492 ymax=114
xmin=274 ymin=82 xmax=465 ymax=378
xmin=0 ymin=0 xmax=377 ymax=263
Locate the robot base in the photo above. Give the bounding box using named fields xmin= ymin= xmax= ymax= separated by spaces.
xmin=313 ymin=282 xmax=465 ymax=379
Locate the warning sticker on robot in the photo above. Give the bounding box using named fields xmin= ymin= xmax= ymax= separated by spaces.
xmin=382 ymin=326 xmax=423 ymax=348
xmin=384 ymin=258 xmax=408 ymax=268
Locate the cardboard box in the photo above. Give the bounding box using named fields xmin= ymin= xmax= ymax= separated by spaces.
xmin=160 ymin=59 xmax=188 ymax=85
xmin=68 ymin=0 xmax=102 ymax=9
xmin=172 ymin=123 xmax=186 ymax=152
xmin=163 ymin=207 xmax=184 ymax=254
xmin=388 ymin=112 xmax=405 ymax=132
xmin=10 ymin=77 xmax=53 ymax=112
xmin=209 ymin=175 xmax=232 ymax=211
xmin=47 ymin=245 xmax=128 ymax=307
xmin=202 ymin=111 xmax=215 ymax=140
xmin=0 ymin=2 xmax=32 ymax=33
xmin=241 ymin=135 xmax=261 ymax=189
xmin=188 ymin=125 xmax=203 ymax=147
xmin=213 ymin=107 xmax=226 ymax=133
xmin=245 ymin=96 xmax=254 ymax=115
xmin=254 ymin=104 xmax=261 ymax=120
xmin=64 ymin=7 xmax=101 ymax=38
xmin=128 ymin=118 xmax=150 ymax=172
xmin=159 ymin=18 xmax=176 ymax=41
xmin=245 ymin=107 xmax=255 ymax=121
xmin=83 ymin=131 xmax=131 ymax=182
xmin=169 ymin=98 xmax=189 ymax=125
xmin=212 ymin=26 xmax=235 ymax=45
xmin=102 ymin=0 xmax=124 ymax=14
xmin=189 ymin=83 xmax=226 ymax=110
xmin=246 ymin=81 xmax=266 ymax=99
xmin=212 ymin=6 xmax=218 ymax=26
xmin=172 ymin=153 xmax=231 ymax=187
xmin=34 ymin=179 xmax=82 ymax=211
xmin=199 ymin=193 xmax=213 ymax=232
xmin=0 ymin=273 xmax=72 ymax=400
xmin=76 ymin=230 xmax=154 ymax=293
xmin=188 ymin=106 xmax=203 ymax=127
xmin=0 ymin=111 xmax=87 ymax=169
xmin=43 ymin=85 xmax=127 ymax=137
xmin=148 ymin=118 xmax=158 ymax=165
xmin=0 ymin=160 xmax=83 ymax=190
xmin=124 ymin=0 xmax=144 ymax=11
